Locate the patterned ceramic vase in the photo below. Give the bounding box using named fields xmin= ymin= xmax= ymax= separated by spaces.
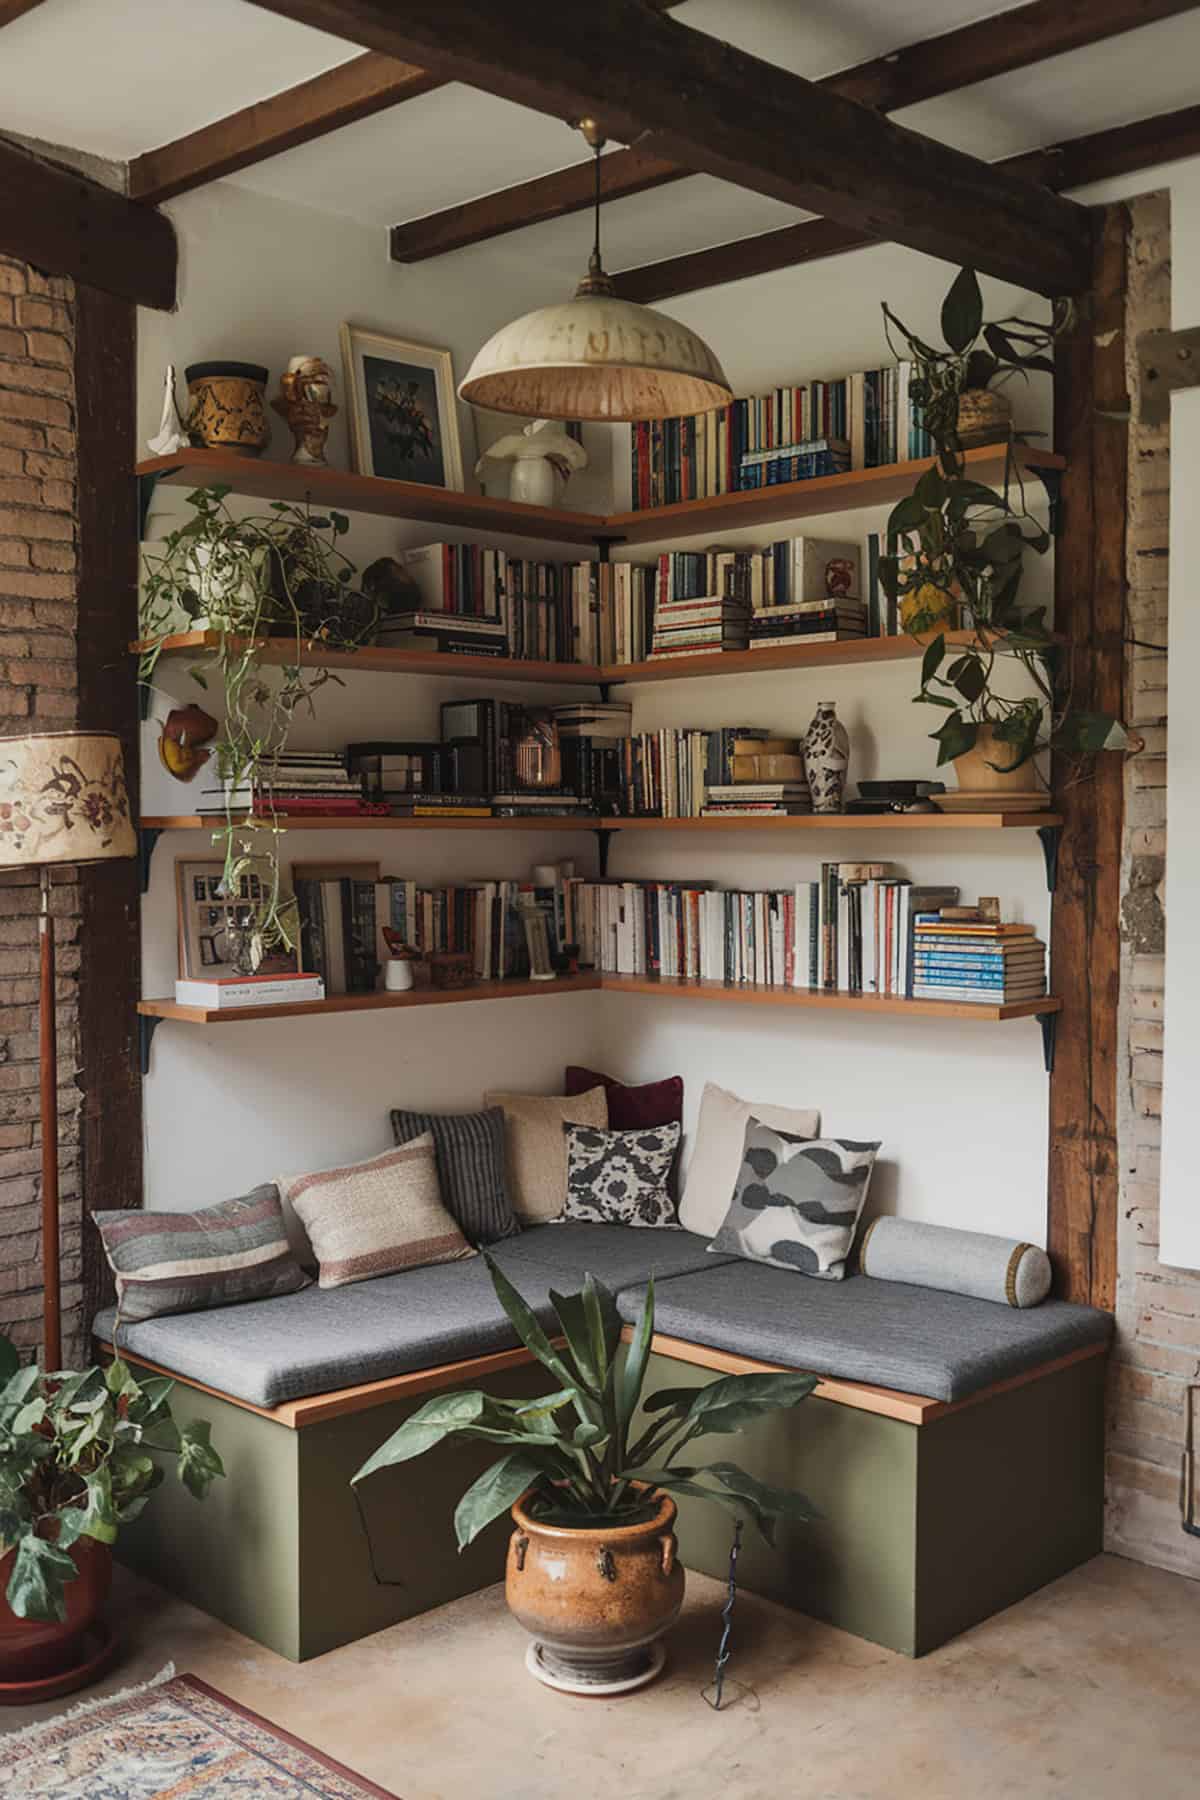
xmin=185 ymin=361 xmax=270 ymax=458
xmin=802 ymin=700 xmax=850 ymax=814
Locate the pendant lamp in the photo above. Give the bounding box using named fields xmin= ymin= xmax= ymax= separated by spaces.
xmin=459 ymin=122 xmax=732 ymax=423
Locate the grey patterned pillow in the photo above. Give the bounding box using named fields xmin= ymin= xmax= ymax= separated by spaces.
xmin=561 ymin=1121 xmax=682 ymax=1228
xmin=709 ymin=1119 xmax=880 ymax=1280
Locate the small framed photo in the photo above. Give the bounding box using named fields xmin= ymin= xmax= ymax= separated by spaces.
xmin=340 ymin=324 xmax=464 ymax=490
xmin=174 ymin=859 xmax=299 ymax=980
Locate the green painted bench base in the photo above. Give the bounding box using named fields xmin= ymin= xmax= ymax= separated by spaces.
xmin=118 ymin=1348 xmax=1105 ymax=1662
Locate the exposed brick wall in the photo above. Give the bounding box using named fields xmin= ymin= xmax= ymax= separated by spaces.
xmin=0 ymin=254 xmax=83 ymax=1364
xmin=1105 ymin=192 xmax=1200 ymax=1579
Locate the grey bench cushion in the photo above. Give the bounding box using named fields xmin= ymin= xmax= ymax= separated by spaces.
xmin=495 ymin=1223 xmax=730 ymax=1293
xmin=616 ymin=1263 xmax=1113 ymax=1402
xmin=94 ymin=1256 xmax=563 ymax=1409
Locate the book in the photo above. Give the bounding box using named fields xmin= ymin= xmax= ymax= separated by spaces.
xmin=174 ymin=974 xmax=325 ymax=1009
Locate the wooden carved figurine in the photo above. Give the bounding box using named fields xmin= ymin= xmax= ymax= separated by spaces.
xmin=157 ymin=704 xmax=219 ymax=783
xmin=272 ymin=355 xmax=338 ymax=466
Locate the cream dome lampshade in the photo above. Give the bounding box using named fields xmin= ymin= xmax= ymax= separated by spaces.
xmin=0 ymin=730 xmax=135 ymax=1374
xmin=459 ymin=124 xmax=732 ymax=424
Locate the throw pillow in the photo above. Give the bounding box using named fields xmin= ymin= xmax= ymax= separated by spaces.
xmin=710 ymin=1120 xmax=880 ymax=1281
xmin=277 ymin=1135 xmax=474 ymax=1290
xmin=93 ymin=1185 xmax=309 ymax=1325
xmin=391 ymin=1105 xmax=519 ymax=1245
xmin=564 ymin=1066 xmax=683 ymax=1130
xmin=561 ymin=1121 xmax=682 ymax=1228
xmin=678 ymin=1081 xmax=822 ymax=1239
xmin=483 ymin=1086 xmax=609 ymax=1224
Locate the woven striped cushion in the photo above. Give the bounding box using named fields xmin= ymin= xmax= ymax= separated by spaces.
xmin=278 ymin=1135 xmax=475 ymax=1290
xmin=390 ymin=1106 xmax=518 ymax=1245
xmin=93 ymin=1185 xmax=309 ymax=1324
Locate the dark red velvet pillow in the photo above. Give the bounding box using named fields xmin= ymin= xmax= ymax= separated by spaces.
xmin=564 ymin=1066 xmax=683 ymax=1131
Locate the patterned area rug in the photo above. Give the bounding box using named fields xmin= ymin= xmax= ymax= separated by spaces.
xmin=0 ymin=1667 xmax=400 ymax=1797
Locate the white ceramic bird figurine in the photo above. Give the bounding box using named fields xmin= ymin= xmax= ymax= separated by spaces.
xmin=147 ymin=364 xmax=190 ymax=457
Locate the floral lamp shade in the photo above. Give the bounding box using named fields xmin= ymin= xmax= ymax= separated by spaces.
xmin=0 ymin=730 xmax=136 ymax=867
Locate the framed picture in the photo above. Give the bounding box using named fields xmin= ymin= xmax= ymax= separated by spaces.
xmin=340 ymin=324 xmax=464 ymax=490
xmin=173 ymin=860 xmax=299 ymax=980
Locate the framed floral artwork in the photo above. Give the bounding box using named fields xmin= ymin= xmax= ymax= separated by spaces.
xmin=340 ymin=324 xmax=464 ymax=491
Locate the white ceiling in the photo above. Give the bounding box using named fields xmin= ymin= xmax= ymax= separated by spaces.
xmin=0 ymin=0 xmax=1195 ymax=272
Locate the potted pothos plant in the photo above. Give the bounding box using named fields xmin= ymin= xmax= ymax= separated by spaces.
xmin=0 ymin=1333 xmax=223 ymax=1686
xmin=879 ymin=268 xmax=1134 ymax=786
xmin=353 ymin=1261 xmax=817 ymax=1694
xmin=139 ymin=484 xmax=379 ymax=968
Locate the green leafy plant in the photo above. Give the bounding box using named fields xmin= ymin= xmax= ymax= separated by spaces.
xmin=879 ymin=268 xmax=1133 ymax=773
xmin=0 ymin=1333 xmax=224 ymax=1623
xmin=352 ymin=1260 xmax=818 ymax=1550
xmin=139 ymin=485 xmax=379 ymax=964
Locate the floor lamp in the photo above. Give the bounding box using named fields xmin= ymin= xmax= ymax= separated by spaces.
xmin=0 ymin=731 xmax=136 ymax=1369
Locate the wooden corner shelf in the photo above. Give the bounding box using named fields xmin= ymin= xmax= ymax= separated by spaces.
xmin=142 ymin=810 xmax=1060 ymax=835
xmin=131 ymin=631 xmax=605 ymax=688
xmin=140 ymin=813 xmax=607 ymax=833
xmin=598 ymin=975 xmax=1061 ymax=1022
xmin=137 ymin=973 xmax=602 ymax=1025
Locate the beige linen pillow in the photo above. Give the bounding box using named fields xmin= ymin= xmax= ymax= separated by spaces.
xmin=277 ymin=1134 xmax=474 ymax=1289
xmin=679 ymin=1081 xmax=821 ymax=1239
xmin=483 ymin=1086 xmax=609 ymax=1224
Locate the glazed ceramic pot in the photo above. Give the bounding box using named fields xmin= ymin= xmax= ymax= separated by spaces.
xmin=802 ymin=700 xmax=850 ymax=814
xmin=951 ymin=723 xmax=1038 ymax=794
xmin=0 ymin=1537 xmax=111 ymax=1682
xmin=506 ymin=1486 xmax=685 ymax=1694
xmin=899 ymin=579 xmax=959 ymax=642
xmin=185 ymin=361 xmax=270 ymax=458
xmin=509 ymin=458 xmax=557 ymax=507
xmin=956 ymin=387 xmax=1012 ymax=447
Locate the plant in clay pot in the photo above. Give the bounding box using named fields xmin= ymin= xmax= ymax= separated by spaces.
xmin=879 ymin=268 xmax=1137 ymax=795
xmin=0 ymin=1332 xmax=223 ymax=1687
xmin=353 ymin=1261 xmax=817 ymax=1694
xmin=139 ymin=484 xmax=378 ymax=967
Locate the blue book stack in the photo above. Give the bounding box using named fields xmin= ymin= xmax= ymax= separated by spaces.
xmin=910 ymin=916 xmax=1047 ymax=1004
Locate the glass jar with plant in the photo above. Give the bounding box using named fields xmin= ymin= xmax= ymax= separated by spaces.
xmin=879 ymin=268 xmax=1135 ymax=788
xmin=353 ymin=1261 xmax=817 ymax=1692
xmin=0 ymin=1332 xmax=223 ymax=1682
xmin=139 ymin=483 xmax=378 ymax=967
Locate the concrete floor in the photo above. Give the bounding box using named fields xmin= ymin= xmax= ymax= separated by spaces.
xmin=3 ymin=1554 xmax=1197 ymax=1799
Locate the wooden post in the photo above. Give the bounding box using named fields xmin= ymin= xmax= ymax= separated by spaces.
xmin=1047 ymin=203 xmax=1130 ymax=1308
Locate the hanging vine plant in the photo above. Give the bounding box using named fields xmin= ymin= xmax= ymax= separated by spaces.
xmin=139 ymin=484 xmax=378 ymax=968
xmin=879 ymin=267 xmax=1135 ymax=778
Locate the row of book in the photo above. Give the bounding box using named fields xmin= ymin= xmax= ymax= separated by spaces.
xmin=197 ymin=751 xmax=387 ymax=820
xmin=629 ymin=363 xmax=937 ymax=508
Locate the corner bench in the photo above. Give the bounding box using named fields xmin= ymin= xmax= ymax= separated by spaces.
xmin=95 ymin=1225 xmax=1111 ymax=1662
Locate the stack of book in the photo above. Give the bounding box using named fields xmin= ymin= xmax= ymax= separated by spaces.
xmin=650 ymin=596 xmax=750 ymax=659
xmin=738 ymin=437 xmax=850 ymax=489
xmin=750 ymin=600 xmax=868 ymax=649
xmin=702 ymin=783 xmax=811 ymax=817
xmin=910 ymin=917 xmax=1047 ymax=1004
xmin=491 ymin=791 xmax=592 ymax=820
xmin=174 ymin=971 xmax=326 ymax=1010
xmin=198 ymin=752 xmax=380 ymax=819
xmin=347 ymin=740 xmax=442 ymax=805
xmin=374 ymin=609 xmax=508 ymax=659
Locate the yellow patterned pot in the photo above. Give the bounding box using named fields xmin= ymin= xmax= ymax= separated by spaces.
xmin=956 ymin=387 xmax=1012 ymax=447
xmin=506 ymin=1485 xmax=684 ymax=1694
xmin=185 ymin=361 xmax=270 ymax=458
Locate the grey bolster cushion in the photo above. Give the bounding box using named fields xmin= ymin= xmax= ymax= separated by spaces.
xmin=859 ymin=1216 xmax=1052 ymax=1309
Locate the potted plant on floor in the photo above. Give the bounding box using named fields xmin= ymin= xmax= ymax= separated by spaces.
xmin=0 ymin=1333 xmax=224 ymax=1696
xmin=879 ymin=267 xmax=1135 ymax=797
xmin=353 ymin=1261 xmax=817 ymax=1694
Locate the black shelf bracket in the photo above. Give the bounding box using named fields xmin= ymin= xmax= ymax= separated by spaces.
xmin=594 ymin=828 xmax=612 ymax=878
xmin=139 ymin=1014 xmax=163 ymax=1076
xmin=1031 ymin=465 xmax=1063 ymax=536
xmin=1038 ymin=1011 xmax=1058 ymax=1075
xmin=597 ymin=681 xmax=612 ymax=703
xmin=138 ymin=468 xmax=175 ymax=536
xmin=139 ymin=826 xmax=163 ymax=893
xmin=1037 ymin=824 xmax=1062 ymax=893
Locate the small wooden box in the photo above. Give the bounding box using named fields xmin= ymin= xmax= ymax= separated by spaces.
xmin=429 ymin=950 xmax=474 ymax=990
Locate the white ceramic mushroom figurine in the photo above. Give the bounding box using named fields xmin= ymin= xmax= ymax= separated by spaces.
xmin=475 ymin=420 xmax=588 ymax=506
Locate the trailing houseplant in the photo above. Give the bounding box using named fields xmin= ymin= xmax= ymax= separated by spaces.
xmin=0 ymin=1332 xmax=223 ymax=1678
xmin=353 ymin=1260 xmax=817 ymax=1690
xmin=139 ymin=484 xmax=378 ymax=966
xmin=880 ymin=268 xmax=1133 ymax=778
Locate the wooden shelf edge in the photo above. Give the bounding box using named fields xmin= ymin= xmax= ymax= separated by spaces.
xmin=141 ymin=810 xmax=1061 ymax=833
xmin=139 ymin=814 xmax=607 ymax=831
xmin=137 ymin=974 xmax=601 ymax=1024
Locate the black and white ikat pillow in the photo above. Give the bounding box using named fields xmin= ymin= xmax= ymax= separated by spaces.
xmin=709 ymin=1118 xmax=881 ymax=1279
xmin=561 ymin=1121 xmax=683 ymax=1228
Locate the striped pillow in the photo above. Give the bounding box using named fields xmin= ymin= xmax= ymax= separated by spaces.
xmin=278 ymin=1135 xmax=475 ymax=1290
xmin=93 ymin=1185 xmax=310 ymax=1324
xmin=390 ymin=1106 xmax=518 ymax=1245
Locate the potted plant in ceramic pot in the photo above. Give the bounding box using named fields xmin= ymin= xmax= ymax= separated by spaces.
xmin=353 ymin=1262 xmax=817 ymax=1695
xmin=879 ymin=268 xmax=1136 ymax=801
xmin=0 ymin=1332 xmax=223 ymax=1693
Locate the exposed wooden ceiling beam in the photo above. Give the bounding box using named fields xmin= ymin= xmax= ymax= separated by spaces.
xmin=388 ymin=0 xmax=1200 ymax=265
xmin=128 ymin=2 xmax=684 ymax=206
xmin=129 ymin=54 xmax=440 ymax=204
xmin=0 ymin=2 xmax=48 ymax=25
xmin=611 ymin=101 xmax=1200 ymax=305
xmin=0 ymin=134 xmax=176 ymax=310
xmin=245 ymin=0 xmax=1093 ymax=293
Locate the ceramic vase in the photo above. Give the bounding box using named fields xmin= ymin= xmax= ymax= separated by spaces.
xmin=956 ymin=387 xmax=1012 ymax=447
xmin=185 ymin=361 xmax=270 ymax=458
xmin=509 ymin=458 xmax=557 ymax=507
xmin=802 ymin=700 xmax=850 ymax=814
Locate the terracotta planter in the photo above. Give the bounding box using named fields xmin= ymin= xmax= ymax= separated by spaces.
xmin=956 ymin=387 xmax=1012 ymax=447
xmin=0 ymin=1536 xmax=111 ymax=1682
xmin=506 ymin=1486 xmax=684 ymax=1694
xmin=952 ymin=724 xmax=1035 ymax=793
